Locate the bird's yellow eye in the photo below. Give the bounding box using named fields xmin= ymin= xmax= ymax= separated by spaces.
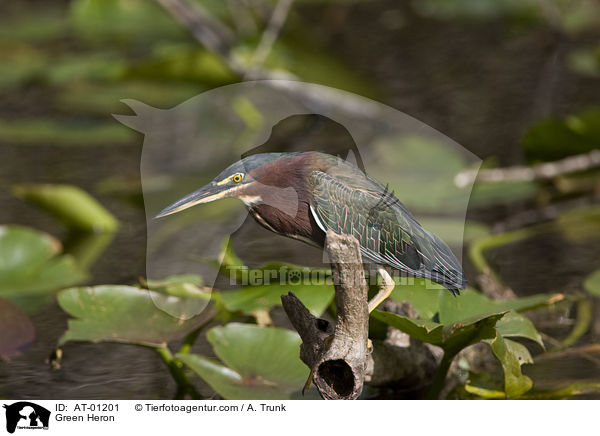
xmin=232 ymin=173 xmax=243 ymax=183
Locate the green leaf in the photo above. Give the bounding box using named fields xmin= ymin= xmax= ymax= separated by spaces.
xmin=57 ymin=285 xmax=208 ymax=347
xmin=438 ymin=287 xmax=562 ymax=325
xmin=13 ymin=184 xmax=119 ymax=232
xmin=584 ymin=269 xmax=600 ymax=296
xmin=214 ymin=243 xmax=334 ymax=317
xmin=522 ymin=106 xmax=600 ymax=162
xmin=370 ymin=311 xmax=444 ymax=344
xmin=0 ymin=226 xmax=86 ymax=312
xmin=488 ymin=332 xmax=533 ymax=397
xmin=440 ymin=313 xmax=505 ymax=354
xmin=391 ymin=276 xmax=559 ymax=331
xmin=177 ymin=323 xmax=311 ymax=400
xmin=371 ymin=310 xmax=503 ymax=354
xmin=220 ymin=282 xmax=334 ymax=317
xmin=390 ymin=277 xmax=444 ymax=320
xmin=495 ymin=310 xmax=544 ymax=347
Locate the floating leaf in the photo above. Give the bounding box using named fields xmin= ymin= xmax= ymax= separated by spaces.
xmin=57 ymin=285 xmax=208 ymax=347
xmin=14 ymin=184 xmax=119 ymax=232
xmin=0 ymin=298 xmax=35 ymax=359
xmin=178 ymin=323 xmax=311 ymax=399
xmin=0 ymin=226 xmax=86 ymax=312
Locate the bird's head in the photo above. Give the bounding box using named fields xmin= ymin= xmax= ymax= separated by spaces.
xmin=154 ymin=152 xmax=303 ymax=218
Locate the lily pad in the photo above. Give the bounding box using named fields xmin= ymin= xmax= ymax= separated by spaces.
xmin=177 ymin=323 xmax=311 ymax=400
xmin=0 ymin=298 xmax=35 ymax=360
xmin=57 ymin=285 xmax=209 ymax=347
xmin=0 ymin=225 xmax=86 ymax=312
xmin=14 ymin=184 xmax=119 ymax=232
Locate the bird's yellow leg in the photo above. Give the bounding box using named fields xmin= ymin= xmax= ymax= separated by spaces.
xmin=368 ymin=267 xmax=395 ymax=313
xmin=302 ymin=334 xmax=334 ymax=395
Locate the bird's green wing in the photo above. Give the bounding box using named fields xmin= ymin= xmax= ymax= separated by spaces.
xmin=308 ymin=167 xmax=465 ymax=292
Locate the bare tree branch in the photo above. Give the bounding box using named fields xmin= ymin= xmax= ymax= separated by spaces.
xmin=155 ymin=0 xmax=243 ymax=73
xmin=281 ymin=231 xmax=438 ymax=399
xmin=245 ymin=0 xmax=294 ymax=79
xmin=455 ymin=149 xmax=600 ymax=188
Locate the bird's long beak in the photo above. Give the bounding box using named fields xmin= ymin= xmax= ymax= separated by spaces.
xmin=154 ymin=182 xmax=228 ymax=218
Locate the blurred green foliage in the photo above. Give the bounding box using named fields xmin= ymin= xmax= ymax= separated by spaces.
xmin=523 ymin=107 xmax=600 ymax=162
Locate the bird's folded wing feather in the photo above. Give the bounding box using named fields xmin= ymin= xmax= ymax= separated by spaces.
xmin=308 ymin=168 xmax=466 ymax=290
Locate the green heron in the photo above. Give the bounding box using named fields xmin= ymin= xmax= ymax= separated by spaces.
xmin=155 ymin=151 xmax=466 ymax=310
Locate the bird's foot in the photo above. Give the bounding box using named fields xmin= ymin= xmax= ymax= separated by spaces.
xmin=367 ymin=267 xmax=396 ymax=313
